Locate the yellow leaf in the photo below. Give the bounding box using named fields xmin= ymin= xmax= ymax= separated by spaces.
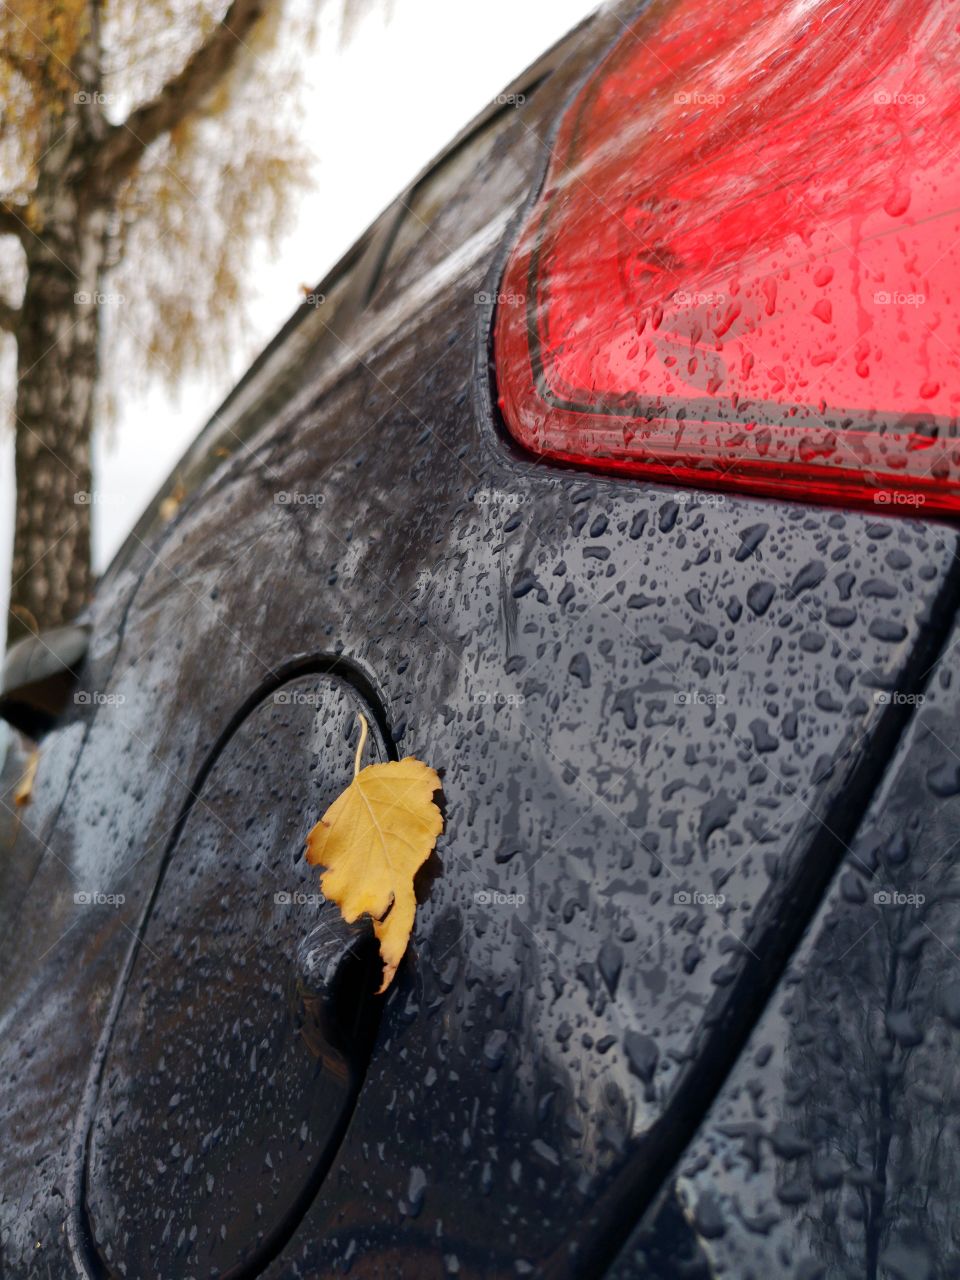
xmin=305 ymin=714 xmax=442 ymax=993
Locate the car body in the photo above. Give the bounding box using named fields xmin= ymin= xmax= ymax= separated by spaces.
xmin=3 ymin=1 xmax=960 ymax=1277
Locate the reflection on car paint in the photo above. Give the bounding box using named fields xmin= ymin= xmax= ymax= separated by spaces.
xmin=496 ymin=0 xmax=960 ymax=511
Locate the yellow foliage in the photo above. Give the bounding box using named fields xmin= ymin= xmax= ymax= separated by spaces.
xmin=0 ymin=0 xmax=89 ymax=195
xmin=1 ymin=0 xmax=319 ymax=390
xmin=108 ymin=106 xmax=308 ymax=384
xmin=306 ymin=714 xmax=443 ymax=994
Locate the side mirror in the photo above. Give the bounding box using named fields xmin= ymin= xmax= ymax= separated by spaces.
xmin=0 ymin=626 xmax=89 ymax=738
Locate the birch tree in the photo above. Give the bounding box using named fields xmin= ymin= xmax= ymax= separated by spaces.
xmin=0 ymin=0 xmax=305 ymax=643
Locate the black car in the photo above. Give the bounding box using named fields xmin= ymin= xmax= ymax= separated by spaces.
xmin=3 ymin=0 xmax=960 ymax=1276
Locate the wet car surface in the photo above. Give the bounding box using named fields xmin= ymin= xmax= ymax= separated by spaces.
xmin=613 ymin=620 xmax=960 ymax=1280
xmin=2 ymin=3 xmax=960 ymax=1278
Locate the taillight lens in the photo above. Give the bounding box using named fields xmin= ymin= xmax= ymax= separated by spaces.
xmin=495 ymin=0 xmax=960 ymax=515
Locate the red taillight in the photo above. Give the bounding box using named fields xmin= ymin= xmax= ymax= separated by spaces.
xmin=494 ymin=0 xmax=960 ymax=514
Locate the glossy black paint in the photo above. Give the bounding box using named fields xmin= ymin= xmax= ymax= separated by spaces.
xmin=81 ymin=674 xmax=385 ymax=1279
xmin=1 ymin=6 xmax=960 ymax=1278
xmin=612 ymin=619 xmax=960 ymax=1280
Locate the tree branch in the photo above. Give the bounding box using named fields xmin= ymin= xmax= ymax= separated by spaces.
xmin=90 ymin=0 xmax=267 ymax=192
xmin=0 ymin=300 xmax=19 ymax=335
xmin=0 ymin=202 xmax=28 ymax=242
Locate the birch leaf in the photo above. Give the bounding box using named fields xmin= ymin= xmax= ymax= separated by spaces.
xmin=305 ymin=714 xmax=442 ymax=993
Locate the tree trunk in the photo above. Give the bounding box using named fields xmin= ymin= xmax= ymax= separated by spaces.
xmin=9 ymin=207 xmax=105 ymax=645
xmin=3 ymin=0 xmax=266 ymax=648
xmin=5 ymin=0 xmax=109 ymax=649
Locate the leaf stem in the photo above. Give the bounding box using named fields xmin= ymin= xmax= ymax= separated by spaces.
xmin=354 ymin=712 xmax=369 ymax=777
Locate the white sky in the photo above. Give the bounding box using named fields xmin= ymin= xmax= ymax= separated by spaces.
xmin=44 ymin=0 xmax=598 ymax=584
